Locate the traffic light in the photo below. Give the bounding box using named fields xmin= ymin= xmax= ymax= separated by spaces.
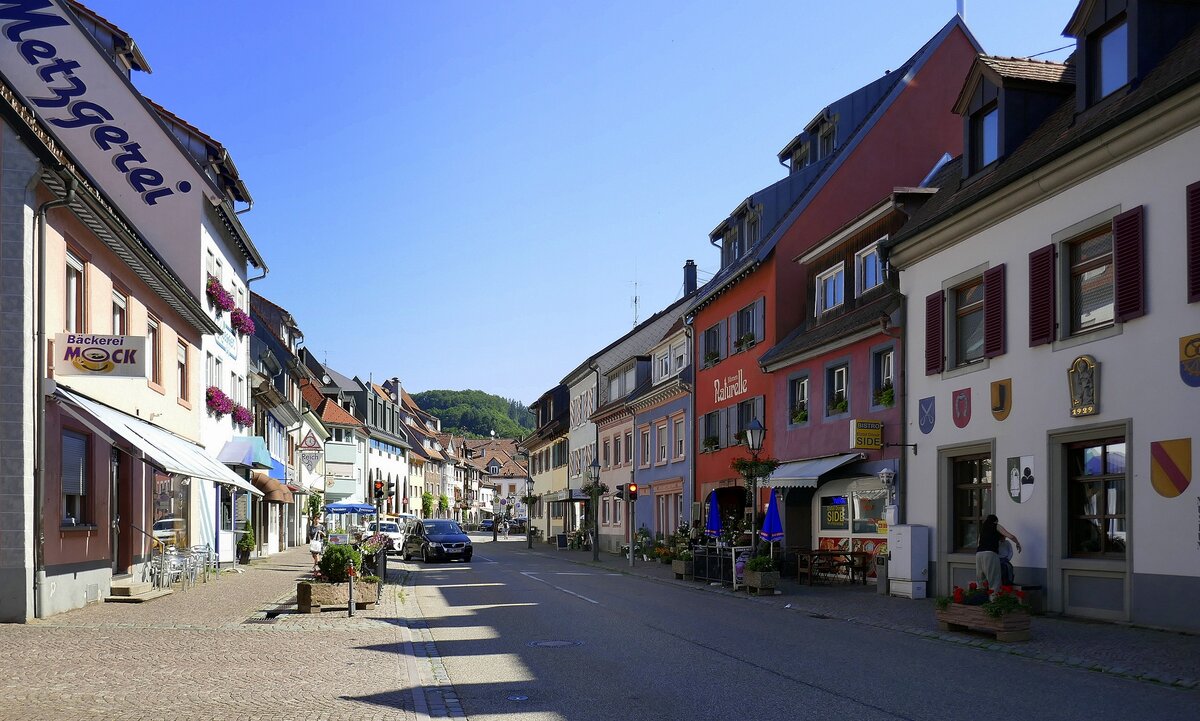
xmin=614 ymin=484 xmax=626 ymax=501
xmin=627 ymin=482 xmax=638 ymax=501
xmin=373 ymin=480 xmax=384 ymax=500
xmin=387 ymin=479 xmax=396 ymax=498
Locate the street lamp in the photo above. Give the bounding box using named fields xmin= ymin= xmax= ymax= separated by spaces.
xmin=744 ymin=418 xmax=766 ymax=553
xmin=878 ymin=467 xmax=897 ymax=512
xmin=587 ymin=457 xmax=601 ymax=561
xmin=492 ymin=489 xmax=500 ymax=543
xmin=525 ymin=478 xmax=534 ymax=549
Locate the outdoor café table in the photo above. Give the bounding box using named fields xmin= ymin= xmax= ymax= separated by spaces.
xmin=796 ymin=549 xmax=871 ymax=585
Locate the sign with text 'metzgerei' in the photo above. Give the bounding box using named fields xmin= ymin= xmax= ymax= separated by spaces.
xmin=54 ymin=333 xmax=145 ymax=377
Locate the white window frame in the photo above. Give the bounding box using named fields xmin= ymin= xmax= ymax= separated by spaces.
xmin=176 ymin=342 xmax=188 ymax=401
xmin=65 ymin=250 xmax=85 ymax=334
xmin=856 ymin=241 xmax=885 ymax=296
xmin=657 ymin=352 xmax=670 ymax=381
xmin=111 ymin=289 xmax=127 ymax=335
xmin=674 ymin=417 xmax=685 ymax=459
xmin=656 ymin=423 xmax=668 ymax=464
xmin=815 ymin=263 xmax=846 ymax=315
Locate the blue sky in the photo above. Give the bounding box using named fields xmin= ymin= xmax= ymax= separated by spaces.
xmin=89 ymin=0 xmax=1078 ymax=404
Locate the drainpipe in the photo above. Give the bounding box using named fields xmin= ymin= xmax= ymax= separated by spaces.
xmin=591 ymin=363 xmax=601 ymax=562
xmin=684 ymin=321 xmax=695 ymax=525
xmin=34 ymin=177 xmax=76 ymax=618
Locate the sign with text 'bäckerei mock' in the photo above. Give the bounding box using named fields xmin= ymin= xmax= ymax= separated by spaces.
xmin=54 ymin=333 xmax=145 ymax=377
xmin=0 ymin=1 xmax=217 ymax=289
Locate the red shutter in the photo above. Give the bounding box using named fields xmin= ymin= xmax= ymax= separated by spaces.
xmin=924 ymin=290 xmax=944 ymax=375
xmin=1112 ymin=205 xmax=1145 ymax=322
xmin=1188 ymin=181 xmax=1200 ymax=303
xmin=983 ymin=263 xmax=1006 ymax=358
xmin=1028 ymin=244 xmax=1056 ymax=346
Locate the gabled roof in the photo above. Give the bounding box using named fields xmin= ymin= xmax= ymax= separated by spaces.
xmin=66 ymin=1 xmax=151 ymax=73
xmin=952 ymin=56 xmax=1074 ymax=114
xmin=688 ymin=16 xmax=981 ymax=314
xmin=317 ymin=397 xmax=363 ymax=428
xmin=145 ymin=98 xmax=252 ymax=206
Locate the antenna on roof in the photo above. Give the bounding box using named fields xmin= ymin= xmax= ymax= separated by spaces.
xmin=632 ymin=280 xmax=640 ymax=327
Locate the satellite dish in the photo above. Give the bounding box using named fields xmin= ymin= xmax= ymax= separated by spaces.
xmin=322 ymin=374 xmax=331 ymax=384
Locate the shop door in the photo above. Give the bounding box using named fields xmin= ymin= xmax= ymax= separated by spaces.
xmin=109 ymin=448 xmax=121 ymax=574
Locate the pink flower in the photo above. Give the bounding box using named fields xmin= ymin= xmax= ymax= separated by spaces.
xmin=206 ymin=386 xmax=233 ymax=416
xmin=230 ymin=308 xmax=255 ymax=336
xmin=205 ymin=276 xmax=236 ymax=313
xmin=232 ymin=404 xmax=253 ymax=427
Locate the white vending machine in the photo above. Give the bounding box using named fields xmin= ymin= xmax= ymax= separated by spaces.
xmin=887 ymin=524 xmax=929 ymax=599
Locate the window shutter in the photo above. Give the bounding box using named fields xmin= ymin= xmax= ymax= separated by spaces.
xmin=754 ymin=298 xmax=765 ymax=342
xmin=1187 ymin=182 xmax=1200 ymax=303
xmin=1028 ymin=244 xmax=1057 ymax=346
xmin=717 ymin=408 xmax=728 ymax=447
xmin=983 ymin=263 xmax=1006 ymax=358
xmin=727 ymin=313 xmax=737 ymax=355
xmin=61 ymin=432 xmax=87 ymax=496
xmin=718 ymin=320 xmax=727 ymax=359
xmin=1112 ymin=205 xmax=1145 ymax=322
xmin=755 ymin=395 xmax=764 ymax=425
xmin=924 ymin=291 xmax=944 ymax=375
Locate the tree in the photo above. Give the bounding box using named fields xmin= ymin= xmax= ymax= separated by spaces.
xmin=411 ymin=389 xmax=535 ymax=439
xmin=421 ymin=491 xmax=434 ymax=518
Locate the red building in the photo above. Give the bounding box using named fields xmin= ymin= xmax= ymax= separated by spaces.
xmin=688 ymin=17 xmax=979 ymax=548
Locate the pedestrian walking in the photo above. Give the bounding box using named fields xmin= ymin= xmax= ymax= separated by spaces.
xmin=976 ymin=514 xmax=1021 ymax=592
xmin=501 ymin=520 xmax=509 ymax=540
xmin=309 ymin=521 xmax=326 ymax=571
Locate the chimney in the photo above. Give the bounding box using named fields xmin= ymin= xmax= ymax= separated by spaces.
xmin=684 ymin=259 xmax=697 ymax=295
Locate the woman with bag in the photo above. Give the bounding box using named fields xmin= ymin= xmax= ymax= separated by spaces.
xmin=309 ymin=521 xmax=326 ymax=571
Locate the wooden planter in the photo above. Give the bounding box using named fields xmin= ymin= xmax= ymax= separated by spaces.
xmin=672 ymin=559 xmax=694 ymax=580
xmin=935 ymin=603 xmax=1031 ymax=642
xmin=743 ymin=569 xmax=779 ymax=596
xmin=297 ymin=580 xmax=381 ymax=613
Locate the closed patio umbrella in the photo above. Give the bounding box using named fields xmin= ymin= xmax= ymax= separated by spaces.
xmin=704 ymin=492 xmax=721 ymax=538
xmin=759 ymin=488 xmax=784 ymax=557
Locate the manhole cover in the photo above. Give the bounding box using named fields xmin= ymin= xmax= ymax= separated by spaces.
xmin=526 ymin=639 xmax=582 ymax=648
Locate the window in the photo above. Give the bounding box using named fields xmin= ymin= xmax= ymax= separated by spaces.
xmin=735 ymin=398 xmax=757 ymax=436
xmin=613 ymin=435 xmax=622 ymax=466
xmin=815 ymin=263 xmax=845 ymax=315
xmin=734 ymin=301 xmax=761 ymax=351
xmin=674 ymin=417 xmax=684 ymax=459
xmin=602 ymin=496 xmax=610 ymax=524
xmin=65 ymin=250 xmax=85 ymax=333
xmin=61 ymin=430 xmax=89 ymax=524
xmin=603 ymin=440 xmax=611 ymax=468
xmin=873 ymin=349 xmax=894 ymax=406
xmin=953 ymin=279 xmax=985 ymax=366
xmin=857 ymin=243 xmax=884 ymax=295
xmin=826 ymin=365 xmax=848 ymax=415
xmin=657 ymin=352 xmax=670 ymax=380
xmin=624 ymin=432 xmax=632 ymax=463
xmin=640 ymin=429 xmax=651 ymax=467
xmin=820 ymin=495 xmax=848 ymax=531
xmin=671 ymin=341 xmax=686 ymax=373
xmin=702 ymin=411 xmax=720 ymax=450
xmin=1092 ymin=20 xmax=1128 ymax=102
xmin=656 ymin=423 xmax=667 ymax=463
xmin=951 ymin=454 xmax=992 ymax=552
xmin=230 ymin=371 xmax=238 ymax=406
xmin=970 ymin=104 xmax=999 ymax=172
xmin=146 ymin=317 xmax=161 ymax=384
xmin=214 ymin=357 xmax=223 ymax=393
xmin=1068 ymin=227 xmax=1115 ymax=335
xmin=111 ymin=289 xmax=127 ymax=335
xmin=702 ymin=324 xmax=722 ymax=366
xmin=818 ymin=123 xmax=836 ymax=159
xmin=176 ymin=342 xmax=188 ymax=401
xmin=1067 ymin=438 xmax=1126 ymax=557
xmin=790 ymin=143 xmax=809 ymax=171
xmin=205 ymin=249 xmax=216 ymax=279
xmin=789 ymin=376 xmax=809 ymax=424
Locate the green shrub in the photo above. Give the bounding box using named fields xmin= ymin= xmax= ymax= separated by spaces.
xmin=745 ymin=555 xmax=776 ymax=572
xmin=236 ymin=525 xmax=255 ymax=553
xmin=319 ymin=544 xmax=362 ymax=583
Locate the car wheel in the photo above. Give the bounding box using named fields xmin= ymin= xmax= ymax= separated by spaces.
xmin=463 ymin=554 xmax=472 ymax=563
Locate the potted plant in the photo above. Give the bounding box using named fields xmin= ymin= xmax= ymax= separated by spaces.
xmin=790 ymin=404 xmax=808 ymax=424
xmin=702 ymin=435 xmax=720 ymax=453
xmin=934 ymin=583 xmax=1031 ymax=641
xmin=827 ymin=391 xmax=848 ymax=415
xmin=874 ymin=381 xmax=894 ymax=407
xmin=205 ymin=275 xmax=235 ymax=314
xmin=704 ymin=351 xmax=720 ymax=367
xmin=732 ymin=430 xmax=746 ymax=446
xmin=236 ymin=525 xmax=255 ymax=564
xmin=298 ymin=544 xmax=381 ymax=612
xmin=672 ymin=548 xmax=694 ymax=580
xmin=736 ymin=332 xmax=756 ymax=351
xmin=743 ymin=554 xmax=779 ymax=595
xmin=206 ymin=386 xmax=233 ymax=417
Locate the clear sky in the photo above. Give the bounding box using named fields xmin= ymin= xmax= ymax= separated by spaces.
xmin=89 ymin=0 xmax=1078 ymax=404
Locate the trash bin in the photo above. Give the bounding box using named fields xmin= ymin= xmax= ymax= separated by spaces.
xmin=875 ymin=553 xmax=889 ymax=595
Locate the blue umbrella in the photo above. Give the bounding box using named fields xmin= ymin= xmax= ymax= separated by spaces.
xmin=324 ymin=502 xmax=377 ymax=515
xmin=759 ymin=488 xmax=783 ymax=543
xmin=704 ymin=492 xmax=721 ymax=538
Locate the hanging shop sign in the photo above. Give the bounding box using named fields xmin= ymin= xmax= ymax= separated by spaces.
xmin=849 ymin=419 xmax=883 ymax=450
xmin=53 ymin=333 xmax=145 ymax=377
xmin=1068 ymin=355 xmax=1099 ymax=417
xmin=299 ymin=430 xmax=323 ymax=450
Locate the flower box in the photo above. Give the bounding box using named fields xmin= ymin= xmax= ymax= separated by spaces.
xmin=742 ymin=569 xmax=779 ymax=596
xmin=935 ymin=603 xmax=1031 ymax=642
xmin=671 ymin=559 xmax=694 ymax=580
xmin=296 ymin=580 xmax=380 ymax=613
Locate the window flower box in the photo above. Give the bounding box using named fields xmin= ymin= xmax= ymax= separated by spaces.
xmin=230 ymin=308 xmax=255 ymax=336
xmin=206 ymin=386 xmax=233 ymax=416
xmin=934 ymin=585 xmax=1031 ymax=641
xmin=205 ymin=275 xmax=235 ymax=313
xmin=297 ymin=579 xmax=381 ymax=613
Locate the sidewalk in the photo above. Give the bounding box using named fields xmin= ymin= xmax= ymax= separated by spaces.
xmin=540 ymin=545 xmax=1200 ymax=690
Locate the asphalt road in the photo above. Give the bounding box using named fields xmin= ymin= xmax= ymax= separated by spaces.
xmin=406 ymin=535 xmax=1196 ymax=721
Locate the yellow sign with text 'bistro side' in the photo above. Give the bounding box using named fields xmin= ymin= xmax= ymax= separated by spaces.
xmin=850 ymin=419 xmax=883 ymax=451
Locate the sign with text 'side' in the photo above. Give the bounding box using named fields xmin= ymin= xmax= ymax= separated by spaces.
xmin=0 ymin=1 xmax=216 ymax=289
xmin=54 ymin=333 xmax=145 ymax=377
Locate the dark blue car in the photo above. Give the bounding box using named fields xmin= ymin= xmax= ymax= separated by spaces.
xmin=402 ymin=519 xmax=473 ymax=563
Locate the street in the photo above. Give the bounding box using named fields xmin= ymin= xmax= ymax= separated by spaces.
xmin=0 ymin=537 xmax=1195 ymax=720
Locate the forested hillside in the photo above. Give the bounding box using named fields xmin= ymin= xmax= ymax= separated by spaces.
xmin=411 ymin=389 xmax=535 ymax=439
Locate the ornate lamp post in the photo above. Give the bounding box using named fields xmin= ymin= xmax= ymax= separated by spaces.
xmin=744 ymin=418 xmax=767 ymax=553
xmin=587 ymin=457 xmax=601 ymax=562
xmin=525 ymin=478 xmax=535 ymax=549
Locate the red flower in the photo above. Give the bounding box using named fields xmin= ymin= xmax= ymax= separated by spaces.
xmin=1016 ymin=590 xmax=1026 ymax=600
xmin=1001 ymin=585 xmax=1014 ymax=594
xmin=968 ymin=582 xmax=977 ymax=591
xmin=953 ymin=587 xmax=965 ymax=603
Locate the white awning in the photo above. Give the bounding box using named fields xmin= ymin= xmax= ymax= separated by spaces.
xmin=764 ymin=453 xmax=866 ymax=489
xmin=53 ymin=384 xmax=262 ymax=496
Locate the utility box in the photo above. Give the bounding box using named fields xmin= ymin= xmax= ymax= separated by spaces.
xmin=887 ymin=525 xmax=929 ymax=599
xmin=875 ymin=553 xmax=889 ymax=595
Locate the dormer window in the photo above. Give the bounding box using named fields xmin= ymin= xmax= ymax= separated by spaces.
xmin=815 ymin=263 xmax=845 ymax=315
xmin=790 ymin=143 xmax=809 ymax=171
xmin=970 ymin=103 xmax=999 ymax=172
xmin=1091 ymin=19 xmax=1128 ymax=102
xmin=818 ymin=123 xmax=836 ymax=159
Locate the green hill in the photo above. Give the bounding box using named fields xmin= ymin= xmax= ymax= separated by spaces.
xmin=410 ymin=389 xmax=535 ymax=440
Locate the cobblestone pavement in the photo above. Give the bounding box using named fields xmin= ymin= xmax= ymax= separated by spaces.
xmin=544 ymin=545 xmax=1200 ymax=690
xmin=0 ymin=548 xmax=423 ymax=721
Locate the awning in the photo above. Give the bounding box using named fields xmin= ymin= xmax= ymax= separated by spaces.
xmin=764 ymin=453 xmax=866 ymax=488
xmin=543 ymin=488 xmax=590 ymax=503
xmin=268 ymin=458 xmax=288 ymax=481
xmin=251 ymin=470 xmax=293 ymax=504
xmin=53 ymin=384 xmax=262 ymax=496
xmin=218 ymin=436 xmax=272 ymax=470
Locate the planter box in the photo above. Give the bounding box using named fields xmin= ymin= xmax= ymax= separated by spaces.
xmin=297 ymin=580 xmax=381 ymax=613
xmin=672 ymin=559 xmax=694 ymax=580
xmin=935 ymin=603 xmax=1031 ymax=642
xmin=743 ymin=569 xmax=779 ymax=596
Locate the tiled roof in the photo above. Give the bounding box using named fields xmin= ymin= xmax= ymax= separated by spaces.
xmin=66 ymin=0 xmax=151 ymax=72
xmin=462 ymin=439 xmax=528 ymax=478
xmin=299 ymin=379 xmax=326 ymax=412
xmin=978 ymin=56 xmax=1074 ymax=84
xmin=891 ymin=24 xmax=1200 ymax=251
xmin=317 ymin=398 xmax=362 ymax=428
xmin=758 ymin=292 xmax=900 ymax=370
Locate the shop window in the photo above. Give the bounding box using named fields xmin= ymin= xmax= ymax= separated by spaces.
xmin=61 ymin=430 xmax=89 ymax=525
xmin=951 ymin=453 xmax=992 ymax=552
xmin=819 ymin=495 xmax=849 ymax=531
xmin=1067 ymin=438 xmax=1126 ymax=557
xmin=852 ymin=489 xmax=887 ymax=534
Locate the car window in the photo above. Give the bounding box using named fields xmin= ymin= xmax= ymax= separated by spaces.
xmin=424 ymin=521 xmax=461 ymax=534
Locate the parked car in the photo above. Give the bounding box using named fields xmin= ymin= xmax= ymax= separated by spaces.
xmin=403 ymin=519 xmax=473 ymax=563
xmin=509 ymin=518 xmax=527 ymax=533
xmin=369 ymin=520 xmax=405 ymax=553
xmin=479 ymin=519 xmax=494 ymax=533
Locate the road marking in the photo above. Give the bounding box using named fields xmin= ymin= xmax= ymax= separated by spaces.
xmin=520 ymin=571 xmax=599 ymax=604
